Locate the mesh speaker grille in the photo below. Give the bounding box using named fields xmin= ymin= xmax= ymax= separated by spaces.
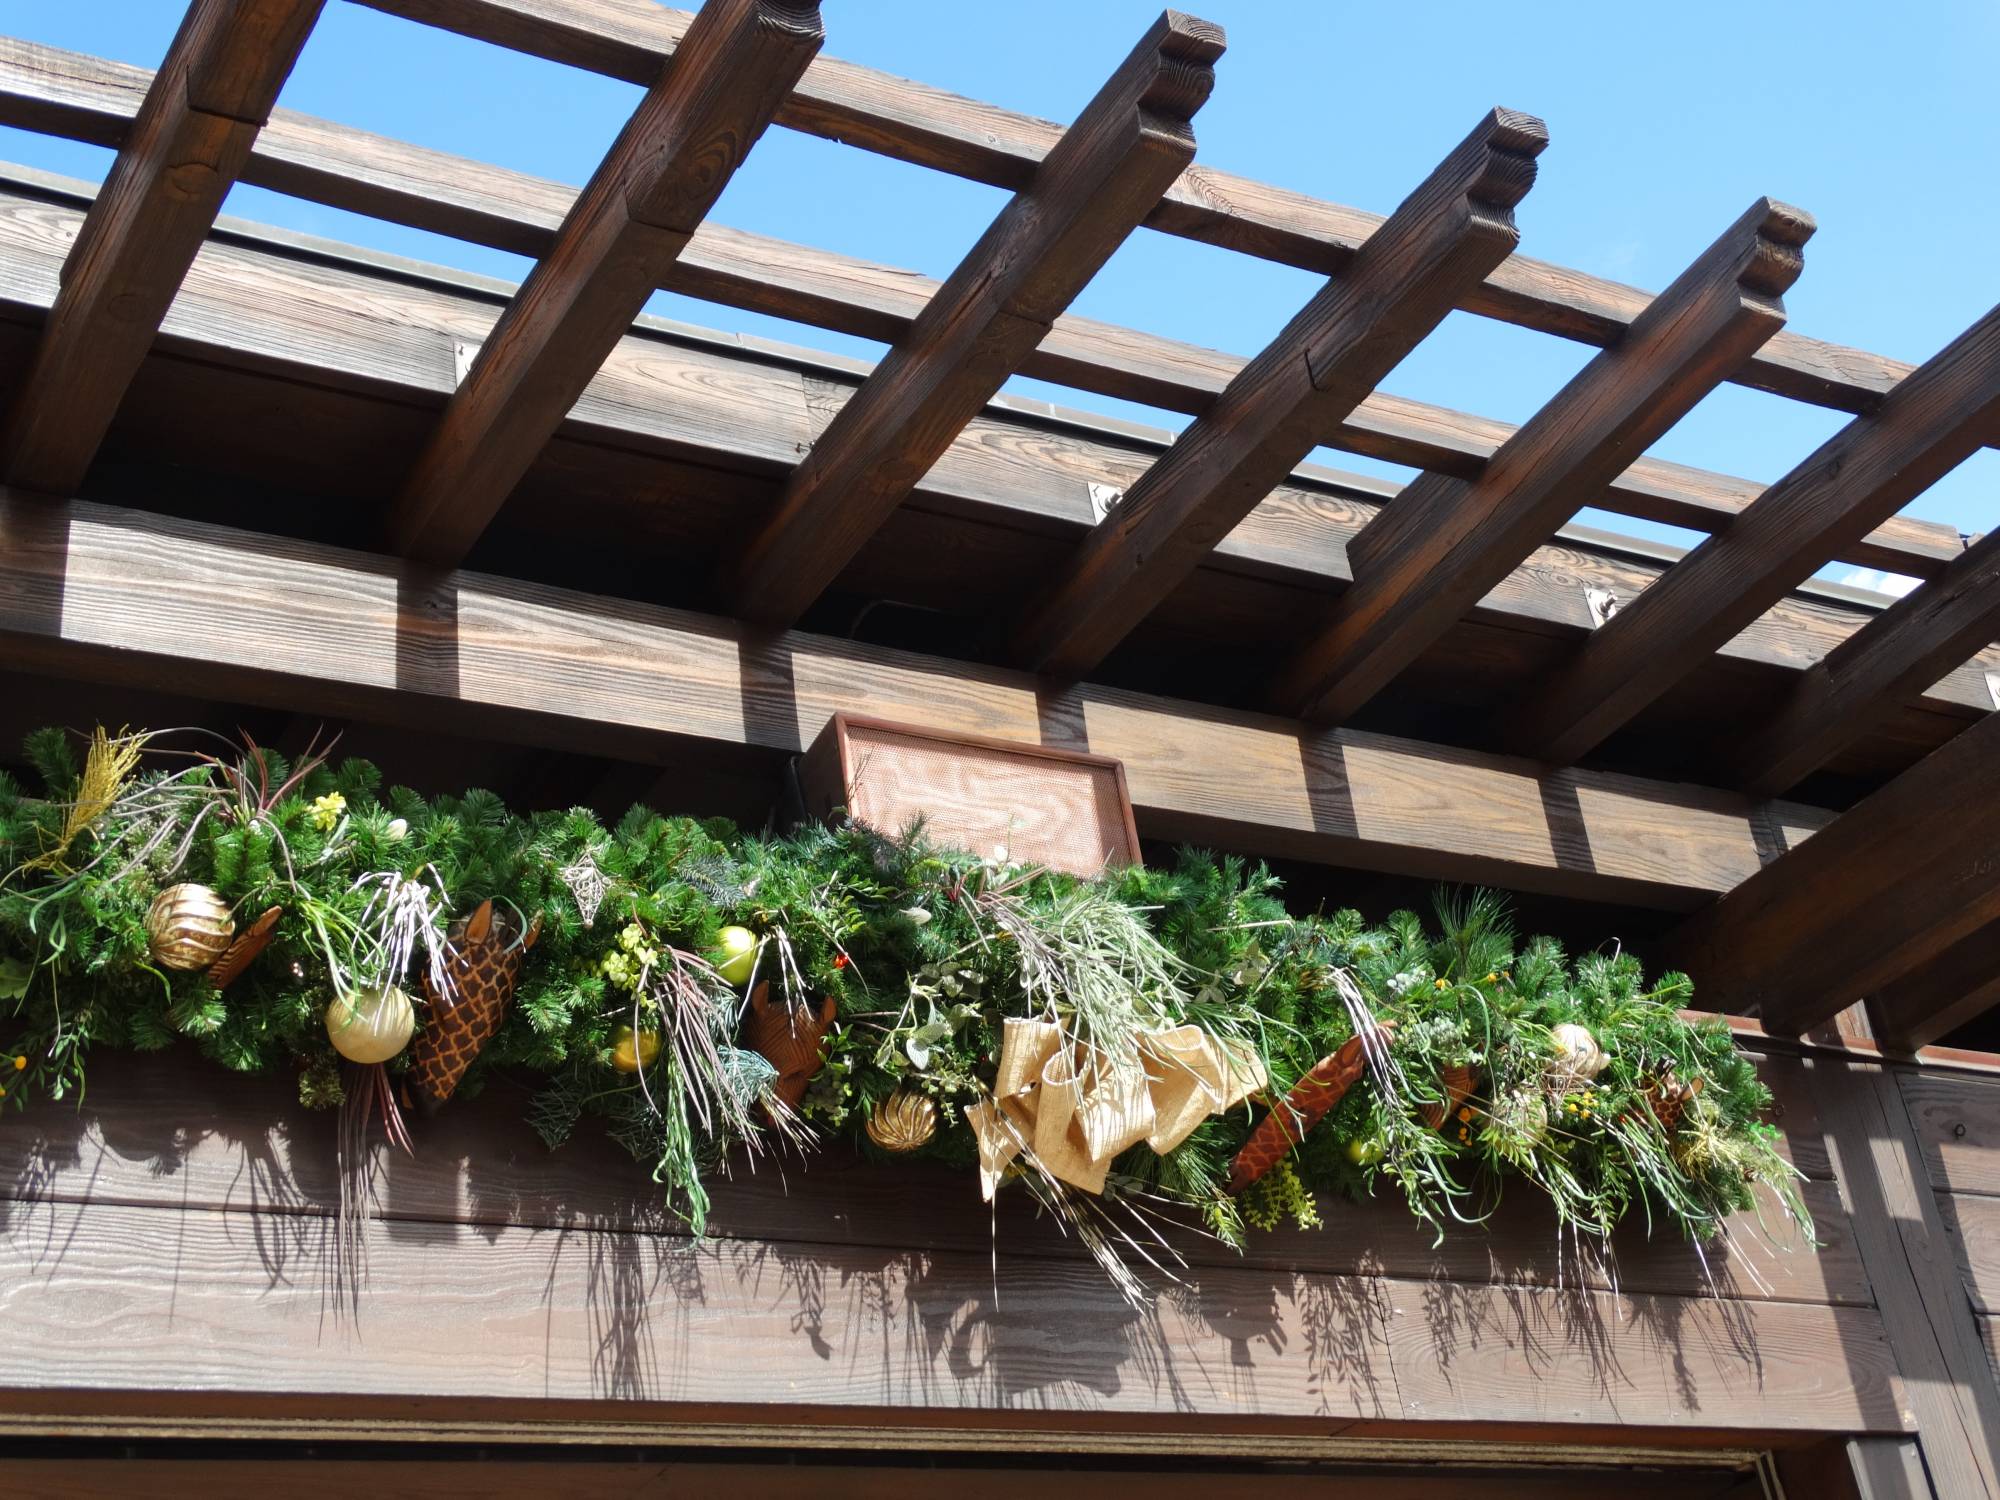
xmin=842 ymin=725 xmax=1133 ymax=877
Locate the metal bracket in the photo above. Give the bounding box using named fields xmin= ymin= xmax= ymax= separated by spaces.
xmin=1584 ymin=587 xmax=1621 ymax=628
xmin=1087 ymin=483 xmax=1123 ymax=524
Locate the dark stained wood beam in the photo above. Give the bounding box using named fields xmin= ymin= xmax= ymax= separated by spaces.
xmin=1870 ymin=915 xmax=2000 ymax=1052
xmin=382 ymin=0 xmax=823 ymax=567
xmin=1271 ymin=199 xmax=1815 ymax=725
xmin=1001 ymin=108 xmax=1547 ymax=678
xmin=1729 ymin=525 xmax=2000 ymax=797
xmin=1662 ymin=706 xmax=2000 ymax=1035
xmin=1503 ymin=305 xmax=2000 ymax=764
xmin=0 ymin=491 xmax=1837 ymax=910
xmin=724 ymin=13 xmax=1226 ymax=628
xmin=349 ymin=0 xmax=1927 ymax=425
xmin=0 ymin=0 xmax=324 ymax=493
xmin=0 ymin=34 xmax=1969 ymax=582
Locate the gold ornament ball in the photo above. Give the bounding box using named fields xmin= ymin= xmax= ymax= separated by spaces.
xmin=1550 ymin=1022 xmax=1608 ymax=1079
xmin=611 ymin=1025 xmax=662 ymax=1074
xmin=865 ymin=1089 xmax=937 ymax=1152
xmin=146 ymin=883 xmax=235 ymax=971
xmin=325 ymin=985 xmax=417 ymax=1064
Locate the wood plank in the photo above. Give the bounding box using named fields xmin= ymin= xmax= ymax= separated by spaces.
xmin=0 ymin=0 xmax=324 ymax=493
xmin=1871 ymin=917 xmax=2000 ymax=1052
xmin=1807 ymin=1058 xmax=2000 ymax=1496
xmin=0 ymin=1048 xmax=1857 ymax=1309
xmin=1004 ymin=108 xmax=1548 ymax=677
xmin=1273 ymin=199 xmax=1814 ymax=725
xmin=348 ymin=0 xmax=1929 ymax=423
xmin=1900 ymin=1071 xmax=2000 ymax=1198
xmin=1731 ymin=526 xmax=2000 ymax=797
xmin=1662 ymin=710 xmax=2000 ymax=1034
xmin=383 ymin=0 xmax=821 ymax=566
xmin=725 ymin=13 xmax=1224 ymax=628
xmin=0 ymin=176 xmax=1988 ymax=728
xmin=1504 ymin=305 xmax=2000 ymax=765
xmin=0 ymin=33 xmax=1965 ymax=583
xmin=0 ymin=492 xmax=1838 ymax=907
xmin=0 ymin=1194 xmax=1914 ymax=1429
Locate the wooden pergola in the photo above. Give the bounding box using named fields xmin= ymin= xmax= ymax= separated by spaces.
xmin=1 ymin=1 xmax=1998 ymax=1494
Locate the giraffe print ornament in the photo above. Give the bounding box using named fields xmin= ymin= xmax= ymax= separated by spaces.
xmin=405 ymin=899 xmax=542 ymax=1109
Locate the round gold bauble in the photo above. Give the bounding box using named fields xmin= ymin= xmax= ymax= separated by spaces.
xmin=865 ymin=1089 xmax=937 ymax=1152
xmin=145 ymin=883 xmax=235 ymax=971
xmin=1550 ymin=1022 xmax=1608 ymax=1079
xmin=325 ymin=985 xmax=417 ymax=1064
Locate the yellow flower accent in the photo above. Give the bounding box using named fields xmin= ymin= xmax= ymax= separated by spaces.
xmin=309 ymin=791 xmax=347 ymax=831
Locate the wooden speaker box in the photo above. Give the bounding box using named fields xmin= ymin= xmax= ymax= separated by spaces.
xmin=799 ymin=714 xmax=1141 ymax=877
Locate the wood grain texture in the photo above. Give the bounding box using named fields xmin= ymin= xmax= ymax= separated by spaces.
xmin=384 ymin=0 xmax=821 ymax=566
xmin=1900 ymin=1070 xmax=2000 ymax=1199
xmin=1808 ymin=1058 xmax=2000 ymax=1496
xmin=0 ymin=1192 xmax=1911 ymax=1430
xmin=0 ymin=178 xmax=1988 ymax=728
xmin=1505 ymin=305 xmax=2000 ymax=765
xmin=0 ymin=492 xmax=1839 ymax=907
xmin=0 ymin=1048 xmax=1854 ymax=1307
xmin=1662 ymin=709 xmax=2000 ymax=1034
xmin=726 ymin=13 xmax=1223 ymax=627
xmin=347 ymin=0 xmax=1931 ymax=423
xmin=0 ymin=33 xmax=1964 ymax=584
xmin=0 ymin=0 xmax=323 ymax=493
xmin=1273 ymin=198 xmax=1814 ymax=725
xmin=1870 ymin=917 xmax=2000 ymax=1052
xmin=1005 ymin=108 xmax=1547 ymax=677
xmin=1731 ymin=526 xmax=2000 ymax=797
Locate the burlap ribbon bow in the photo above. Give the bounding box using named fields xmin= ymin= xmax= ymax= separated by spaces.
xmin=964 ymin=1016 xmax=1267 ymax=1198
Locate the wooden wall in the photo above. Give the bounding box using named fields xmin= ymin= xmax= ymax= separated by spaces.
xmin=0 ymin=1046 xmax=1911 ymax=1453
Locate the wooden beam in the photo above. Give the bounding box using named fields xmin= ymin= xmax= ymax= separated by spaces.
xmin=348 ymin=0 xmax=1928 ymax=425
xmin=0 ymin=492 xmax=1836 ymax=910
xmin=1662 ymin=707 xmax=2000 ymax=1034
xmin=0 ymin=34 xmax=1968 ymax=582
xmin=1870 ymin=916 xmax=2000 ymax=1052
xmin=1003 ymin=108 xmax=1548 ymax=677
xmin=1730 ymin=526 xmax=2000 ymax=797
xmin=724 ymin=12 xmax=1226 ymax=627
xmin=0 ymin=0 xmax=323 ymax=493
xmin=382 ymin=0 xmax=822 ymax=567
xmin=1503 ymin=305 xmax=2000 ymax=764
xmin=1272 ymin=199 xmax=1814 ymax=725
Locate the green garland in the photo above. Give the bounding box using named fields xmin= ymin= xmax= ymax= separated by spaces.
xmin=0 ymin=727 xmax=1810 ymax=1286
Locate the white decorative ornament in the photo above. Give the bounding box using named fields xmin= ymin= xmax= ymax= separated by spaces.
xmin=326 ymin=985 xmax=417 ymax=1064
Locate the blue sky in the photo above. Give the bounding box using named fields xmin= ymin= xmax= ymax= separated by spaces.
xmin=3 ymin=0 xmax=1993 ymax=584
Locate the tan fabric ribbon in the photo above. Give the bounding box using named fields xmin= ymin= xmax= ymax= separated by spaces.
xmin=965 ymin=1017 xmax=1267 ymax=1199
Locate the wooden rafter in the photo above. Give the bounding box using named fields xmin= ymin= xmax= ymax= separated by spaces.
xmin=1503 ymin=304 xmax=2000 ymax=764
xmin=1003 ymin=108 xmax=1549 ymax=678
xmin=382 ymin=0 xmax=823 ymax=567
xmin=725 ymin=12 xmax=1225 ymax=628
xmin=1271 ymin=198 xmax=1814 ymax=726
xmin=0 ymin=491 xmax=1835 ymax=909
xmin=1729 ymin=525 xmax=2000 ymax=797
xmin=348 ymin=0 xmax=1928 ymax=424
xmin=0 ymin=34 xmax=1968 ymax=581
xmin=1663 ymin=706 xmax=2000 ymax=1036
xmin=0 ymin=0 xmax=323 ymax=494
xmin=1870 ymin=915 xmax=2000 ymax=1051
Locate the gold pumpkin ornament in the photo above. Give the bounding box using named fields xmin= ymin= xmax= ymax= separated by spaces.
xmin=865 ymin=1089 xmax=937 ymax=1152
xmin=325 ymin=985 xmax=417 ymax=1064
xmin=145 ymin=883 xmax=235 ymax=971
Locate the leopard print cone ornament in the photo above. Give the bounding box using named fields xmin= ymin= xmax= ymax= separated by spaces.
xmin=405 ymin=900 xmax=542 ymax=1109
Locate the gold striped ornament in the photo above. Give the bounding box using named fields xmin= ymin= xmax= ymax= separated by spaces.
xmin=865 ymin=1089 xmax=937 ymax=1152
xmin=145 ymin=883 xmax=235 ymax=971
